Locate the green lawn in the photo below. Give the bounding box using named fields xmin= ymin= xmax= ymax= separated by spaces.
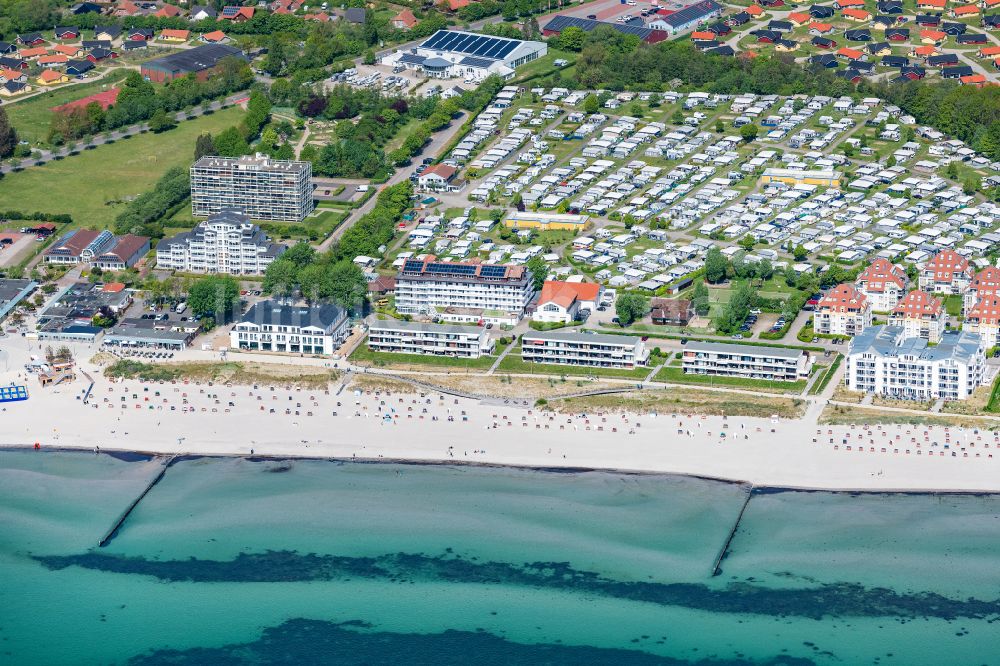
xmin=943 ymin=294 xmax=963 ymax=318
xmin=5 ymin=72 xmax=131 ymax=146
xmin=654 ymin=364 xmax=807 ymax=394
xmin=349 ymin=343 xmax=499 ymax=369
xmin=0 ymin=106 xmax=244 ymax=227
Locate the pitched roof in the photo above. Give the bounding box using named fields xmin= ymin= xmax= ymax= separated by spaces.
xmin=857 ymin=258 xmax=906 ymax=293
xmin=970 ymin=266 xmax=1000 ymax=297
xmin=890 ymin=290 xmax=943 ymax=318
xmin=967 ymin=294 xmax=1000 ymax=326
xmin=393 ymin=8 xmax=418 ymax=27
xmin=160 ymin=29 xmax=191 ymax=40
xmin=923 ymin=250 xmax=970 ymax=280
xmin=422 ymin=164 xmax=456 ymax=180
xmin=539 ymin=280 xmax=601 ymax=309
xmin=818 ymin=283 xmax=869 ymax=312
xmin=38 ymin=69 xmax=65 ymax=82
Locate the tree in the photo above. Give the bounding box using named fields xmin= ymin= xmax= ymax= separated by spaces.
xmin=757 ymin=259 xmax=774 ymax=281
xmin=262 ymin=258 xmax=298 ymax=297
xmin=715 ymin=120 xmax=724 ymax=134
xmin=583 ymin=94 xmax=599 ymax=115
xmin=714 ymin=281 xmax=757 ymax=335
xmin=297 ymin=263 xmax=328 ymax=303
xmin=214 ymin=126 xmax=250 ymax=157
xmin=704 ymin=247 xmax=728 ymax=284
xmin=526 ymin=254 xmax=548 ymax=292
xmin=740 ymin=123 xmax=759 ymax=143
xmin=283 ymin=242 xmax=316 ymax=268
xmin=559 ymin=26 xmax=586 ymax=51
xmin=738 ymin=235 xmax=755 ymax=251
xmin=327 ymin=260 xmax=368 ymax=312
xmin=148 ymin=108 xmax=175 ymax=133
xmin=187 ymin=275 xmax=240 ymax=321
xmin=194 ymin=133 xmax=215 ymax=159
xmin=946 ymin=161 xmax=960 ymax=180
xmin=792 ymin=244 xmax=808 ymax=261
xmin=692 ymin=280 xmax=710 ymax=316
xmin=615 ymin=292 xmax=649 ymax=327
xmin=0 ymin=107 xmax=17 ymax=159
xmin=963 ymin=175 xmax=980 ymax=195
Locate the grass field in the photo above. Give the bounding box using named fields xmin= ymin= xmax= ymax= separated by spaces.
xmin=349 ymin=343 xmax=499 ymax=370
xmin=5 ymin=72 xmax=130 ymax=146
xmin=496 ymin=349 xmax=650 ymax=380
xmin=654 ymin=365 xmax=807 ymax=394
xmin=0 ymin=106 xmax=244 ymax=227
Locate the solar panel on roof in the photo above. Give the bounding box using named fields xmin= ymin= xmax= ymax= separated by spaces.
xmin=403 ymin=259 xmax=424 ymax=272
xmin=399 ymin=53 xmax=426 ymax=65
xmin=480 ymin=265 xmax=507 ymax=278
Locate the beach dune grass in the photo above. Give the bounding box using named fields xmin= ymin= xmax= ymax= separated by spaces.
xmin=654 ymin=365 xmax=807 ymax=394
xmin=104 ymin=359 xmax=340 ymax=388
xmin=551 ymin=388 xmax=807 ymax=419
xmin=348 ymin=344 xmax=500 ymax=371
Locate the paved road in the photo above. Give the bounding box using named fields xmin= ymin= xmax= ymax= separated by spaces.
xmin=316 ymin=110 xmax=469 ymax=252
xmin=0 ymin=91 xmax=248 ymax=174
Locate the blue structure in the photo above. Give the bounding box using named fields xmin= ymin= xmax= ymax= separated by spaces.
xmin=0 ymin=384 xmax=28 ymax=403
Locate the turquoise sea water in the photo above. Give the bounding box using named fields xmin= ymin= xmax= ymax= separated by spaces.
xmin=1 ymin=450 xmax=999 ymax=665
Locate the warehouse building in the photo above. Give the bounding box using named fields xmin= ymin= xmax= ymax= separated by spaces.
xmin=542 ymin=15 xmax=669 ymax=44
xmin=383 ymin=29 xmax=546 ymax=80
xmin=140 ymin=43 xmax=244 ymax=82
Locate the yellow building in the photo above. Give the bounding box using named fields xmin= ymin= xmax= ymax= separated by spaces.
xmin=503 ymin=212 xmax=589 ymax=231
xmin=36 ymin=70 xmax=69 ymax=86
xmin=760 ymin=168 xmax=841 ymax=188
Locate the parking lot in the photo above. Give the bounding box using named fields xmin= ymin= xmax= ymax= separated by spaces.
xmin=326 ymin=64 xmax=420 ymax=94
xmin=542 ymin=0 xmax=707 ymax=25
xmin=0 ymin=232 xmax=39 ymax=269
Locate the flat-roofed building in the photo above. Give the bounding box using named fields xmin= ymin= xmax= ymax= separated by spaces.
xmin=394 ymin=258 xmax=533 ymax=322
xmin=814 ymin=283 xmax=872 ymax=336
xmin=846 ymin=325 xmax=985 ymax=401
xmin=190 ymin=154 xmax=314 ymax=222
xmin=230 ymin=300 xmax=348 ymax=354
xmin=760 ymin=167 xmax=841 ymax=188
xmin=0 ymin=278 xmax=37 ymax=322
xmin=682 ymin=340 xmax=810 ymax=381
xmin=503 ymin=212 xmax=590 ymax=231
xmin=521 ymin=330 xmax=648 ymax=368
xmin=156 ymin=210 xmax=286 ymax=274
xmin=367 ymin=319 xmax=494 ymax=358
xmin=888 ymin=289 xmax=946 ymax=343
xmin=855 ymin=258 xmax=907 ymax=312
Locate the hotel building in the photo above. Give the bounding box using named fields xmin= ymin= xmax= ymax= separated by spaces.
xmin=394 ymin=258 xmax=534 ymax=324
xmin=814 ymin=283 xmax=872 ymax=337
xmin=855 ymin=258 xmax=907 ymax=312
xmin=156 ymin=210 xmax=286 ymax=275
xmin=230 ymin=301 xmax=349 ymax=355
xmin=367 ymin=319 xmax=494 ymax=358
xmin=846 ymin=325 xmax=985 ymax=401
xmin=521 ymin=330 xmax=648 ymax=368
xmin=918 ymin=249 xmax=973 ymax=295
xmin=887 ymin=290 xmax=947 ymax=343
xmin=682 ymin=340 xmax=810 ymax=382
xmin=190 ymin=154 xmax=314 ymax=222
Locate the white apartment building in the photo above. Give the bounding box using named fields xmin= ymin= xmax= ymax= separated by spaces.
xmin=367 ymin=319 xmax=494 ymax=358
xmin=855 ymin=258 xmax=907 ymax=312
xmin=394 ymin=258 xmax=534 ymax=323
xmin=963 ymin=266 xmax=1000 ymax=314
xmin=887 ymin=290 xmax=947 ymax=343
xmin=156 ymin=210 xmax=286 ymax=275
xmin=846 ymin=325 xmax=985 ymax=401
xmin=814 ymin=283 xmax=873 ymax=337
xmin=190 ymin=154 xmax=314 ymax=222
xmin=521 ymin=330 xmax=648 ymax=368
xmin=963 ymin=294 xmax=1000 ymax=349
xmin=918 ymin=249 xmax=973 ymax=295
xmin=682 ymin=340 xmax=810 ymax=382
xmin=230 ymin=301 xmax=349 ymax=355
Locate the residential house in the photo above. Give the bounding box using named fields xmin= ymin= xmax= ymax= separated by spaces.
xmin=963 ymin=294 xmax=1000 ymax=348
xmin=533 ymin=280 xmax=602 ymax=324
xmin=918 ymin=249 xmax=973 ymax=294
xmin=417 ymin=164 xmax=458 ymax=191
xmin=814 ymin=283 xmax=873 ymax=336
xmin=855 ymin=258 xmax=907 ymax=311
xmin=36 ymin=69 xmax=68 ymax=86
xmin=888 ymin=289 xmax=947 ymax=343
xmin=392 ymin=8 xmax=418 ymax=29
xmin=651 ymin=298 xmax=695 ymax=325
xmin=963 ymin=266 xmax=1000 ymax=313
xmin=231 ymin=301 xmax=349 ymax=355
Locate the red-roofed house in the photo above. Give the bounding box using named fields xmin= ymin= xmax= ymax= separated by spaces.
xmin=920 ymin=29 xmax=947 ymax=44
xmin=392 ymin=8 xmax=418 ymax=29
xmin=888 ymin=290 xmax=947 ymax=343
xmin=952 ymin=3 xmax=980 ymax=16
xmin=911 ymin=44 xmax=941 ymax=57
xmin=919 ymin=250 xmax=973 ymax=295
xmin=917 ymin=0 xmax=946 ymax=8
xmin=856 ymin=258 xmax=908 ymax=311
xmin=979 ymin=45 xmax=1000 ymax=58
xmin=745 ymin=3 xmax=764 ymax=16
xmin=843 ymin=8 xmax=871 ymax=20
xmin=788 ymin=11 xmax=811 ymax=25
xmin=440 ymin=0 xmax=470 ymax=10
xmin=963 ymin=266 xmax=1000 ymax=312
xmin=964 ymin=294 xmax=1000 ymax=348
xmin=810 ymin=22 xmax=834 ymax=34
xmin=815 ymin=284 xmax=872 ymax=336
xmin=533 ymin=280 xmax=603 ymax=324
xmin=961 ymin=74 xmax=987 ymax=86
xmin=221 ymin=6 xmax=255 ymax=21
xmin=200 ymin=30 xmax=229 ymax=44
xmin=836 ymin=0 xmax=865 ymax=6
xmin=417 ymin=164 xmax=458 ymax=191
xmin=156 ymin=4 xmax=182 ymax=18
xmin=159 ymin=29 xmax=191 ymax=43
xmin=837 ymin=46 xmax=864 ymax=59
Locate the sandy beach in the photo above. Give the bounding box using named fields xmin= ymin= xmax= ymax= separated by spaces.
xmin=1 ymin=337 xmax=998 ymax=492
